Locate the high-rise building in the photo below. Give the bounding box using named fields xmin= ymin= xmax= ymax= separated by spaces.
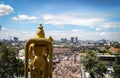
xmin=14 ymin=37 xmax=18 ymax=43
xmin=0 ymin=25 xmax=1 ymax=30
xmin=71 ymin=37 xmax=78 ymax=43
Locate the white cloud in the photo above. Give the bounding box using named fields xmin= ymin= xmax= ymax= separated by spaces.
xmin=12 ymin=14 xmax=37 ymax=21
xmin=43 ymin=15 xmax=54 ymax=20
xmin=1 ymin=27 xmax=7 ymax=31
xmin=72 ymin=29 xmax=85 ymax=33
xmin=0 ymin=28 xmax=35 ymax=40
xmin=96 ymin=22 xmax=120 ymax=31
xmin=42 ymin=14 xmax=105 ymax=27
xmin=0 ymin=4 xmax=14 ymax=16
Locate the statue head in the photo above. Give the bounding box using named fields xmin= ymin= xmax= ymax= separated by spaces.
xmin=35 ymin=24 xmax=45 ymax=38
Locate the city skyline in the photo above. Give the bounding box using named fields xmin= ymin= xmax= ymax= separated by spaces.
xmin=0 ymin=0 xmax=120 ymax=41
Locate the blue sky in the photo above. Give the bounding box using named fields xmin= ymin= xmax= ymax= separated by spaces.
xmin=0 ymin=0 xmax=120 ymax=41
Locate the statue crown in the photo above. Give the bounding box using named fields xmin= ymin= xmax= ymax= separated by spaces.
xmin=38 ymin=24 xmax=43 ymax=29
xmin=36 ymin=24 xmax=45 ymax=38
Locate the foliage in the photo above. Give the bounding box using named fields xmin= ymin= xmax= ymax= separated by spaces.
xmin=111 ymin=41 xmax=120 ymax=48
xmin=81 ymin=50 xmax=107 ymax=78
xmin=0 ymin=42 xmax=24 ymax=78
xmin=112 ymin=50 xmax=120 ymax=78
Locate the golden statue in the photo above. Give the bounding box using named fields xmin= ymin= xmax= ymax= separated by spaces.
xmin=25 ymin=24 xmax=53 ymax=78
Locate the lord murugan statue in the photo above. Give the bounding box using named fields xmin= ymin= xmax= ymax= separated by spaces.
xmin=25 ymin=24 xmax=53 ymax=78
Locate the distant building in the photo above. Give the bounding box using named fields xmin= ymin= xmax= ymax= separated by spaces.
xmin=14 ymin=37 xmax=18 ymax=43
xmin=18 ymin=49 xmax=25 ymax=61
xmin=61 ymin=38 xmax=67 ymax=43
xmin=109 ymin=47 xmax=119 ymax=53
xmin=71 ymin=37 xmax=78 ymax=43
xmin=98 ymin=55 xmax=116 ymax=65
xmin=0 ymin=25 xmax=1 ymax=30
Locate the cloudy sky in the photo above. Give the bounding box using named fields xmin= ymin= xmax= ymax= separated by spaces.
xmin=0 ymin=0 xmax=120 ymax=41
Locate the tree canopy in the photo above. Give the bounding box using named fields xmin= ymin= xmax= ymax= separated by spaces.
xmin=0 ymin=42 xmax=24 ymax=78
xmin=81 ymin=50 xmax=107 ymax=78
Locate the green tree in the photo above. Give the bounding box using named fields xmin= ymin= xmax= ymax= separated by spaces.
xmin=112 ymin=50 xmax=120 ymax=78
xmin=0 ymin=42 xmax=24 ymax=78
xmin=81 ymin=50 xmax=107 ymax=78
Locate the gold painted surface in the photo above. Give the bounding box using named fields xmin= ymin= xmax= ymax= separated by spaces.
xmin=25 ymin=24 xmax=53 ymax=78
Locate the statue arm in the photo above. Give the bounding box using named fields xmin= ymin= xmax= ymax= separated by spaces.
xmin=29 ymin=44 xmax=34 ymax=61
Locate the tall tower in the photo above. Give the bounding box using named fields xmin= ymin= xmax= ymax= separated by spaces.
xmin=71 ymin=37 xmax=78 ymax=43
